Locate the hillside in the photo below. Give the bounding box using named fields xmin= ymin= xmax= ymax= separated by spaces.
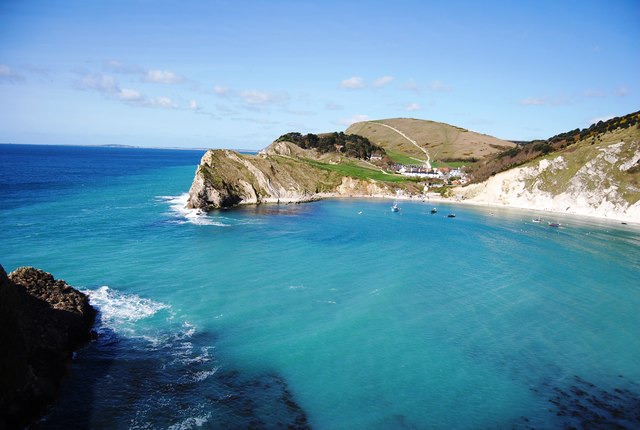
xmin=469 ymin=111 xmax=640 ymax=182
xmin=186 ymin=146 xmax=423 ymax=210
xmin=346 ymin=118 xmax=515 ymax=166
xmin=453 ymin=115 xmax=640 ymax=222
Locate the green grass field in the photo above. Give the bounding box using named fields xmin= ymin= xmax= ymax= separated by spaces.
xmin=385 ymin=149 xmax=426 ymax=165
xmin=302 ymin=159 xmax=419 ymax=183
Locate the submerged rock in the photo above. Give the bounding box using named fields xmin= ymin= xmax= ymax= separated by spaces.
xmin=0 ymin=264 xmax=96 ymax=429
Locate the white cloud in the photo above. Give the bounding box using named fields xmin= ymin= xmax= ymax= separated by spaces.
xmin=405 ymin=103 xmax=421 ymax=111
xmin=103 ymin=60 xmax=142 ymax=75
xmin=373 ymin=76 xmax=394 ymax=88
xmin=429 ymin=80 xmax=452 ymax=92
xmin=213 ymin=85 xmax=231 ymax=96
xmin=189 ymin=100 xmax=200 ymax=110
xmin=616 ymin=86 xmax=630 ymax=97
xmin=118 ymin=88 xmax=144 ymax=102
xmin=401 ymin=79 xmax=422 ymax=93
xmin=519 ymin=97 xmax=546 ymax=106
xmin=337 ymin=114 xmax=370 ymax=126
xmin=240 ymin=89 xmax=274 ymax=105
xmin=0 ymin=64 xmax=24 ymax=83
xmin=341 ymin=76 xmax=365 ymax=89
xmin=76 ymin=73 xmax=119 ymax=93
xmin=149 ymin=96 xmax=178 ymax=108
xmin=144 ymin=69 xmax=184 ymax=84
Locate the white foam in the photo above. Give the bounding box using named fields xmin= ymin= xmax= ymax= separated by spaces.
xmin=157 ymin=194 xmax=229 ymax=226
xmin=167 ymin=412 xmax=212 ymax=430
xmin=84 ymin=286 xmax=170 ymax=333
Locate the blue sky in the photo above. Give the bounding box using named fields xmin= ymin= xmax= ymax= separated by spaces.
xmin=1 ymin=0 xmax=639 ymax=149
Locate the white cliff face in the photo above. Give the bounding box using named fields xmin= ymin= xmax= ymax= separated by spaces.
xmin=454 ymin=141 xmax=640 ymax=222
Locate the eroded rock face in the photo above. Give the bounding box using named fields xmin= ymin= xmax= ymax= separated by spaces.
xmin=0 ymin=265 xmax=96 ymax=429
xmin=185 ymin=148 xmax=405 ymax=211
xmin=186 ymin=149 xmax=333 ymax=210
xmin=454 ymin=140 xmax=640 ymax=222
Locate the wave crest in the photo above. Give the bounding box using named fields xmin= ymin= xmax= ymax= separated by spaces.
xmin=157 ymin=194 xmax=229 ymax=226
xmin=84 ymin=285 xmax=170 ymax=333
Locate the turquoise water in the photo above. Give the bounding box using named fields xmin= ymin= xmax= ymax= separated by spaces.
xmin=1 ymin=144 xmax=639 ymax=429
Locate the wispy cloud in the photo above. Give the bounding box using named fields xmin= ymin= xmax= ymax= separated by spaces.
xmin=118 ymin=88 xmax=144 ymax=102
xmin=0 ymin=64 xmax=25 ymax=83
xmin=373 ymin=76 xmax=394 ymax=88
xmin=144 ymin=69 xmax=184 ymax=84
xmin=103 ymin=60 xmax=185 ymax=85
xmin=337 ymin=114 xmax=370 ymax=126
xmin=325 ymin=102 xmax=343 ymax=110
xmin=341 ymin=76 xmax=365 ymax=89
xmin=616 ymin=86 xmax=630 ymax=97
xmin=404 ymin=102 xmax=422 ymax=111
xmin=240 ymin=89 xmax=275 ymax=105
xmin=75 ymin=72 xmax=183 ymax=109
xmin=429 ymin=80 xmax=453 ymax=92
xmin=213 ymin=85 xmax=231 ymax=97
xmin=103 ymin=60 xmax=142 ymax=74
xmin=401 ymin=79 xmax=422 ymax=93
xmin=76 ymin=73 xmax=119 ymax=93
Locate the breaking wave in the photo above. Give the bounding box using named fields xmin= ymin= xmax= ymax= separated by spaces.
xmin=156 ymin=194 xmax=229 ymax=226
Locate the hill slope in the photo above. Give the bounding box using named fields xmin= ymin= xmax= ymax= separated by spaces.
xmin=186 ymin=145 xmax=422 ymax=210
xmin=453 ymin=118 xmax=640 ymax=222
xmin=346 ymin=118 xmax=515 ymax=165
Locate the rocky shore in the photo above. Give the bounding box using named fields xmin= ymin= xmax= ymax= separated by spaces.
xmin=0 ymin=265 xmax=96 ymax=429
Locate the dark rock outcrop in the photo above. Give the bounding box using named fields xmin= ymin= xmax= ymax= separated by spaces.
xmin=0 ymin=265 xmax=96 ymax=429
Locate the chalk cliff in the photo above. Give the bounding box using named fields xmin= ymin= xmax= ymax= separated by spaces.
xmin=0 ymin=265 xmax=96 ymax=429
xmin=453 ymin=138 xmax=640 ymax=222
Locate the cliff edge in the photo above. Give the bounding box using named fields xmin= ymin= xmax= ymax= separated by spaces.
xmin=452 ymin=136 xmax=640 ymax=222
xmin=0 ymin=264 xmax=96 ymax=429
xmin=186 ymin=146 xmax=400 ymax=210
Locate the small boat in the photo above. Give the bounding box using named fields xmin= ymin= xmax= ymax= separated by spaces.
xmin=548 ymin=222 xmax=560 ymax=227
xmin=532 ymin=217 xmax=541 ymax=223
xmin=391 ymin=203 xmax=400 ymax=212
xmin=430 ymin=208 xmax=438 ymax=214
xmin=447 ymin=213 xmax=456 ymax=218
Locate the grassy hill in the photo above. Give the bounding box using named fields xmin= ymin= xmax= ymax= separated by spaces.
xmin=454 ymin=112 xmax=640 ymax=220
xmin=469 ymin=111 xmax=640 ymax=183
xmin=346 ymin=118 xmax=515 ymax=166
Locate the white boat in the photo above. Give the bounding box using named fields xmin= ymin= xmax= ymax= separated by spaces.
xmin=532 ymin=217 xmax=541 ymax=223
xmin=391 ymin=203 xmax=400 ymax=212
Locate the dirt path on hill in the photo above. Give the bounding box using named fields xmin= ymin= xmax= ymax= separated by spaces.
xmin=369 ymin=122 xmax=431 ymax=168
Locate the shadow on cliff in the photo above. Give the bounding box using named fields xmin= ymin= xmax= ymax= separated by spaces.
xmin=0 ymin=265 xmax=95 ymax=430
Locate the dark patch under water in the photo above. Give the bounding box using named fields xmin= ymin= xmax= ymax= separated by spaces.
xmin=516 ymin=375 xmax=640 ymax=429
xmin=36 ymin=326 xmax=309 ymax=429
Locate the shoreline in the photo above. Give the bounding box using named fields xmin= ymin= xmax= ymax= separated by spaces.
xmin=315 ymin=192 xmax=640 ymax=226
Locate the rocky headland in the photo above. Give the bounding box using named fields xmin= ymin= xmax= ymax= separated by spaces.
xmin=186 ymin=114 xmax=639 ymax=224
xmin=186 ymin=142 xmax=404 ymax=210
xmin=0 ymin=265 xmax=96 ymax=429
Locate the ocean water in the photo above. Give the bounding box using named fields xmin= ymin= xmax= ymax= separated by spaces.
xmin=1 ymin=143 xmax=639 ymax=429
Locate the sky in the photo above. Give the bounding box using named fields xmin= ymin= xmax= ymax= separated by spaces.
xmin=1 ymin=0 xmax=639 ymax=149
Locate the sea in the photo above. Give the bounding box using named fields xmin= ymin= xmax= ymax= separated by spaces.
xmin=1 ymin=143 xmax=639 ymax=429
